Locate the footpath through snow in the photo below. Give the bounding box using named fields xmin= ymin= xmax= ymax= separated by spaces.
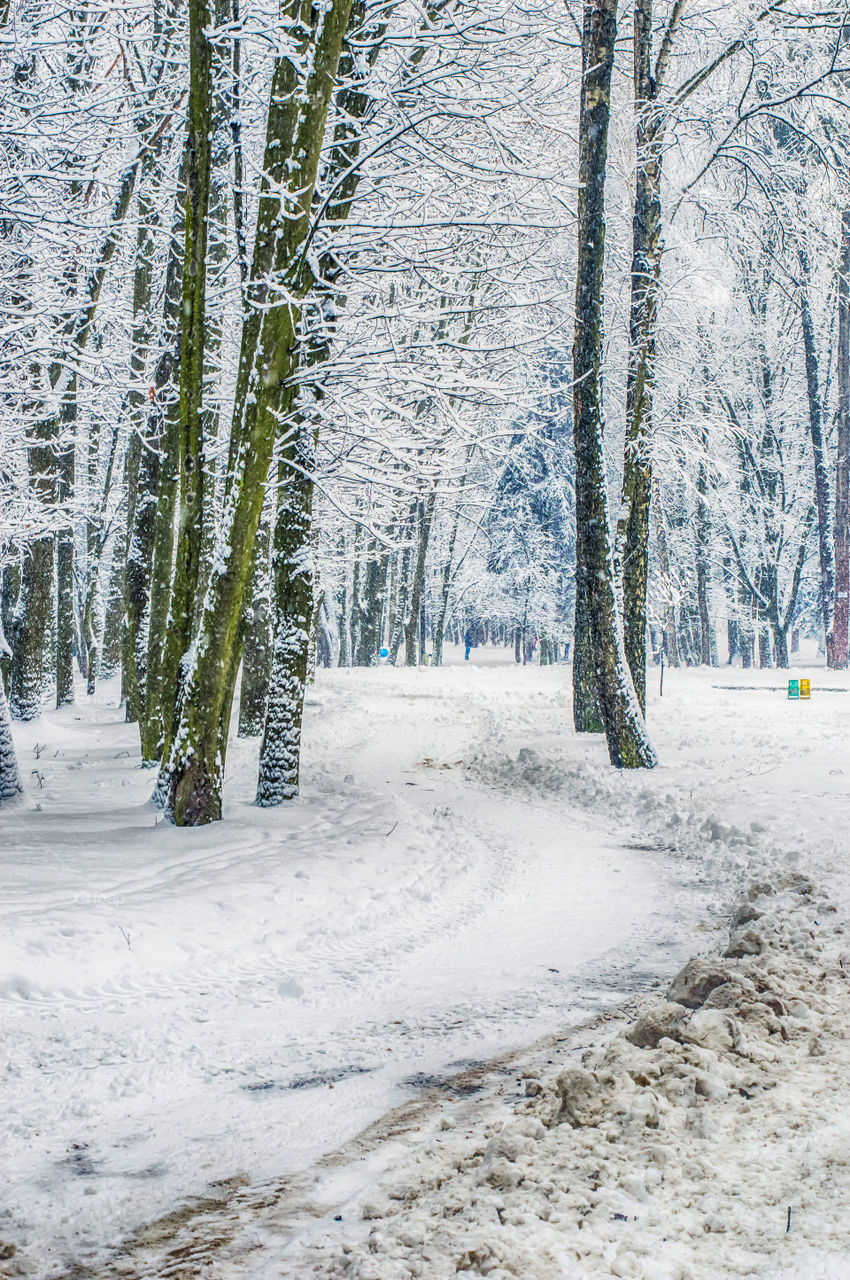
xmin=1 ymin=651 xmax=849 ymax=1277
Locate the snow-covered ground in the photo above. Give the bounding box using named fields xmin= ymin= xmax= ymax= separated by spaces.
xmin=2 ymin=649 xmax=850 ymax=1278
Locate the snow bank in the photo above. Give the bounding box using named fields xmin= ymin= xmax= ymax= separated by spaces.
xmin=275 ymin=873 xmax=850 ymax=1279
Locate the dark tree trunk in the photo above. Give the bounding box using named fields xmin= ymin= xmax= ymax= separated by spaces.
xmin=653 ymin=491 xmax=679 ymax=667
xmin=142 ymin=155 xmax=187 ymax=764
xmin=404 ymin=494 xmax=435 ymax=667
xmin=10 ymin=415 xmax=55 ymax=721
xmin=572 ymin=578 xmax=603 ymax=728
xmin=616 ymin=0 xmax=663 ymax=714
xmin=831 ymin=210 xmax=850 ymax=669
xmin=758 ymin=626 xmax=772 ymax=668
xmin=357 ymin=549 xmax=385 ymax=667
xmin=571 ymin=0 xmax=655 ymax=769
xmin=55 ymin=388 xmax=76 ymax=708
xmin=799 ymin=251 xmax=835 ymax=658
xmin=158 ymin=0 xmax=213 ymax=761
xmin=696 ymin=453 xmax=712 ymax=665
xmin=0 ymin=673 xmax=22 ymax=804
xmin=256 ymin=427 xmax=315 ymax=805
xmin=164 ymin=0 xmax=355 ymax=824
xmin=123 ymin=178 xmax=160 ymax=724
xmin=238 ymin=513 xmax=273 ymax=737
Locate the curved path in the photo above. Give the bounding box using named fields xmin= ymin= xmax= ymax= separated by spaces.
xmin=1 ymin=656 xmax=727 ymax=1277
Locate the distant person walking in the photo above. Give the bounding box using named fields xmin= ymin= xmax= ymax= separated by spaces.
xmin=464 ymin=627 xmax=475 ymax=661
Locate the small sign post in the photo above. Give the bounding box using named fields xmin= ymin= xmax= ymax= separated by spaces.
xmin=800 ymin=678 xmax=811 ymax=699
xmin=788 ymin=679 xmax=799 ymax=699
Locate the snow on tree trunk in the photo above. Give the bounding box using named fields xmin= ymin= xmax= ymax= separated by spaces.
xmin=157 ymin=0 xmax=213 ymax=766
xmin=572 ymin=578 xmax=603 ymax=732
xmin=140 ymin=152 xmax=185 ymax=765
xmin=256 ymin=428 xmax=314 ymax=805
xmin=55 ymin=387 xmax=76 ymax=709
xmin=10 ymin=413 xmax=55 ymax=721
xmin=404 ymin=495 xmax=434 ymax=667
xmin=798 ymin=253 xmax=835 ymax=662
xmin=616 ymin=0 xmax=663 ymax=716
xmin=123 ymin=173 xmax=161 ymax=725
xmin=571 ymin=0 xmax=656 ymax=770
xmin=238 ymin=513 xmax=273 ymax=737
xmin=164 ymin=0 xmax=356 ymax=825
xmin=0 ymin=673 xmax=22 ymax=805
xmin=832 ymin=210 xmax=850 ymax=669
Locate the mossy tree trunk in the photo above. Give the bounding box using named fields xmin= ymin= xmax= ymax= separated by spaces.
xmin=238 ymin=510 xmax=273 ymax=737
xmin=124 ymin=177 xmax=160 ymax=724
xmin=0 ymin=672 xmax=22 ymax=805
xmin=572 ymin=0 xmax=656 ymax=769
xmin=164 ymin=0 xmax=355 ymax=824
xmin=832 ymin=210 xmax=850 ymax=668
xmin=141 ymin=152 xmax=186 ymax=764
xmin=256 ymin=425 xmax=315 ymax=804
xmin=157 ymin=0 xmax=213 ymax=764
xmin=798 ymin=252 xmax=835 ymax=661
xmin=615 ymin=0 xmax=664 ymax=715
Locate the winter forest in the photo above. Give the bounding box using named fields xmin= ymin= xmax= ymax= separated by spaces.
xmin=3 ymin=0 xmax=850 ymax=817
xmin=5 ymin=0 xmax=850 ymax=1272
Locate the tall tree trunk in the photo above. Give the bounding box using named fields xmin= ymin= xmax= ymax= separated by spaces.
xmin=831 ymin=210 xmax=850 ymax=669
xmin=433 ymin=474 xmax=469 ymax=667
xmin=55 ymin=388 xmax=76 ymax=708
xmin=388 ymin=549 xmax=410 ymax=665
xmin=696 ymin=452 xmax=712 ymax=665
xmin=238 ymin=512 xmax=273 ymax=736
xmin=799 ymin=251 xmax=835 ymax=657
xmin=572 ymin=0 xmax=656 ymax=769
xmin=141 ymin=153 xmax=186 ymax=764
xmin=157 ymin=0 xmax=213 ymax=761
xmin=653 ymin=491 xmax=679 ymax=667
xmin=256 ymin=427 xmax=315 ymax=804
xmin=404 ymin=494 xmax=435 ymax=666
xmin=616 ymin=0 xmax=663 ymax=715
xmin=357 ymin=547 xmax=385 ymax=667
xmin=10 ymin=411 xmax=55 ymax=721
xmin=124 ymin=178 xmax=160 ymax=724
xmin=572 ymin=579 xmax=603 ymax=729
xmin=0 ymin=671 xmax=22 ymax=804
xmin=164 ymin=0 xmax=355 ymax=824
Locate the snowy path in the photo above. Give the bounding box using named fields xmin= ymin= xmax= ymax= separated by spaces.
xmin=3 ymin=655 xmax=847 ymax=1277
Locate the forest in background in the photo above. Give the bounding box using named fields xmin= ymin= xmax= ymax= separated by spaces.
xmin=1 ymin=0 xmax=849 ymax=819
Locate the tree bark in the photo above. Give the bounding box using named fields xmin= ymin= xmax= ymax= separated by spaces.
xmin=164 ymin=0 xmax=355 ymax=824
xmin=158 ymin=0 xmax=213 ymax=758
xmin=798 ymin=251 xmax=835 ymax=660
xmin=572 ymin=0 xmax=656 ymax=769
xmin=0 ymin=669 xmax=22 ymax=804
xmin=141 ymin=153 xmax=186 ymax=764
xmin=10 ymin=413 xmax=55 ymax=721
xmin=123 ymin=178 xmax=160 ymax=724
xmin=831 ymin=210 xmax=850 ymax=668
xmin=696 ymin=451 xmax=713 ymax=665
xmin=572 ymin=577 xmax=603 ymax=729
xmin=238 ymin=512 xmax=273 ymax=736
xmin=256 ymin=427 xmax=315 ymax=804
xmin=55 ymin=388 xmax=76 ymax=708
xmin=404 ymin=495 xmax=435 ymax=666
xmin=615 ymin=0 xmax=663 ymax=714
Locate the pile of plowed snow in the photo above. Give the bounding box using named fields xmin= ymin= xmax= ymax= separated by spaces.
xmin=284 ymin=872 xmax=850 ymax=1279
